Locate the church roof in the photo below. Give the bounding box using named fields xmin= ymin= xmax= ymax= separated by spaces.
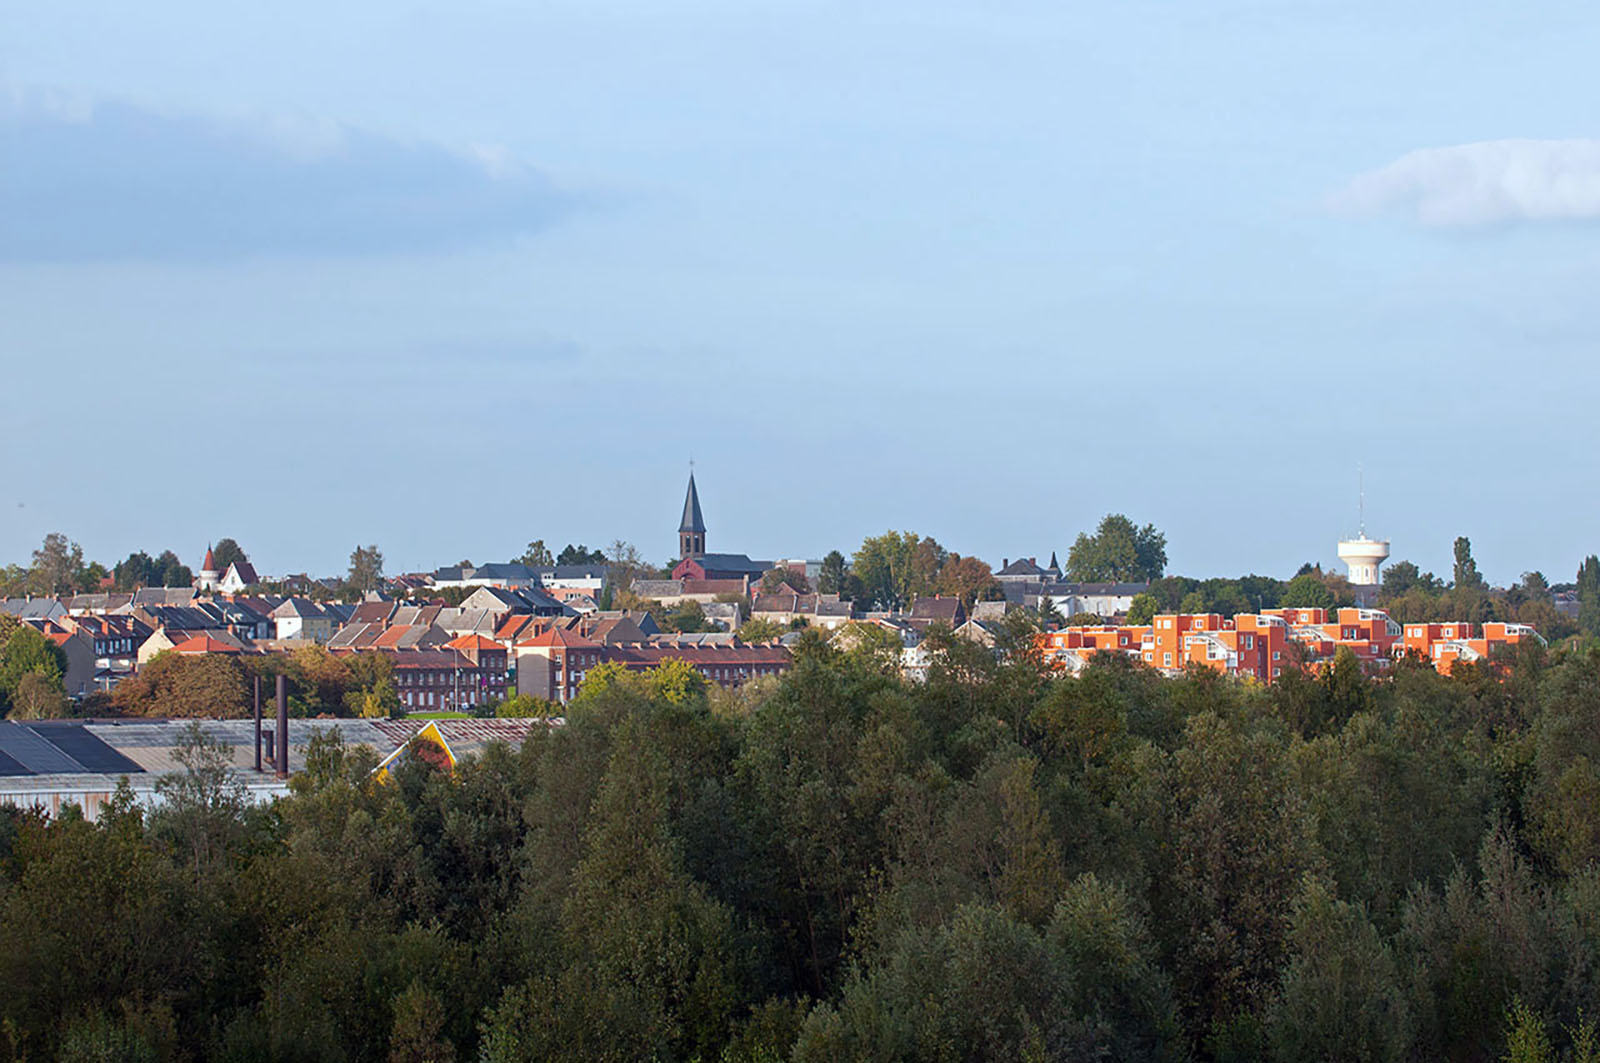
xmin=679 ymin=473 xmax=706 ymax=534
xmin=201 ymin=545 xmax=216 ymax=573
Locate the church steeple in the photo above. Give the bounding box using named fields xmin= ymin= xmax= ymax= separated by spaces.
xmin=679 ymin=473 xmax=706 ymax=560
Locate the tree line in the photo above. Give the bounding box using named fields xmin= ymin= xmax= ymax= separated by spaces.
xmin=3 ymin=623 xmax=1600 ymax=1061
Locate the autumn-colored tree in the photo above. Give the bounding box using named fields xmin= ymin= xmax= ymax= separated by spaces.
xmin=937 ymin=554 xmax=999 ymax=610
xmin=111 ymin=652 xmax=250 ymax=717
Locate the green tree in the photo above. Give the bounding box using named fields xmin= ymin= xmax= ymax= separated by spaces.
xmin=663 ymin=600 xmax=711 ymax=633
xmin=557 ymin=544 xmax=606 ymax=566
xmin=760 ymin=567 xmax=811 ymax=594
xmin=1502 ymin=997 xmax=1554 ymax=1063
xmin=818 ymin=550 xmax=848 ymax=596
xmin=154 ymin=550 xmax=192 ymax=588
xmin=0 ymin=626 xmax=69 ymax=715
xmin=1126 ymin=592 xmax=1158 ymax=625
xmin=112 ymin=552 xmax=159 ymax=591
xmin=852 ymin=531 xmax=923 ymax=610
xmin=1577 ymin=556 xmax=1600 ymax=638
xmin=738 ymin=618 xmax=785 ymax=643
xmin=1281 ymin=572 xmax=1335 ymax=609
xmin=1065 ymin=514 xmax=1167 ymax=583
xmin=605 ymin=540 xmax=651 ymax=595
xmin=1454 ymin=536 xmax=1486 ymax=590
xmin=388 ymin=981 xmax=457 ymax=1063
xmin=9 ymin=672 xmax=68 ymax=719
xmin=28 ymin=532 xmax=85 ymax=595
xmin=519 ymin=540 xmax=554 ymax=567
xmin=1036 ymin=592 xmax=1064 ymax=629
xmin=1266 ymin=877 xmax=1411 ymax=1062
xmin=211 ymin=538 xmax=248 ymax=571
xmin=348 ymin=544 xmax=385 ymax=594
xmin=151 ymin=722 xmax=247 ymax=877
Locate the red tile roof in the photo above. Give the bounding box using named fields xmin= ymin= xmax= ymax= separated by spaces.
xmin=517 ymin=626 xmax=601 ymax=649
xmin=444 ymin=633 xmax=501 ymax=651
xmin=171 ymin=634 xmax=241 ymax=655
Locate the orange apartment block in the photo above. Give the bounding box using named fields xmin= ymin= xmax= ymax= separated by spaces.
xmin=1038 ymin=624 xmax=1146 ymax=673
xmin=1402 ymin=620 xmax=1545 ymax=674
xmin=1036 ymin=606 xmax=1532 ymax=684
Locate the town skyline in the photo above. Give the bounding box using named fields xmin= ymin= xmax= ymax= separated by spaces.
xmin=0 ymin=468 xmax=1578 ymax=591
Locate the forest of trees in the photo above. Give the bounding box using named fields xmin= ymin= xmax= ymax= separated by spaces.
xmin=4 ymin=625 xmax=1600 ymax=1062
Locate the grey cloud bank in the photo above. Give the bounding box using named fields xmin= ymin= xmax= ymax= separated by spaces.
xmin=0 ymin=92 xmax=578 ymax=261
xmin=1338 ymin=138 xmax=1600 ymax=227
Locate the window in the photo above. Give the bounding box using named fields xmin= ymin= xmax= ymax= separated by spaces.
xmin=1163 ymin=652 xmax=1173 ymax=666
xmin=1272 ymin=651 xmax=1281 ymax=660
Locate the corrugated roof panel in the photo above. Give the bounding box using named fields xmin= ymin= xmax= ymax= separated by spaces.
xmin=0 ymin=721 xmax=84 ymax=774
xmin=0 ymin=749 xmax=31 ymax=777
xmin=30 ymin=723 xmax=144 ymax=775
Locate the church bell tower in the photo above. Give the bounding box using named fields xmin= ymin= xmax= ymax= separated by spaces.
xmin=679 ymin=473 xmax=706 ymax=560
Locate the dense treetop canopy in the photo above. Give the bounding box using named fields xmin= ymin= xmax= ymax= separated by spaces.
xmin=2 ymin=630 xmax=1599 ymax=1062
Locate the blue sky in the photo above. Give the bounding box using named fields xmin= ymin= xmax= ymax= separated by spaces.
xmin=4 ymin=0 xmax=1599 ymax=584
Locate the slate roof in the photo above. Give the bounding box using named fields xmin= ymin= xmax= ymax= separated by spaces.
xmin=911 ymin=597 xmax=965 ymax=622
xmin=689 ymin=554 xmax=768 ymax=576
xmin=132 ymin=588 xmax=198 ymax=607
xmin=680 ymin=473 xmax=706 ymax=534
xmin=66 ymin=593 xmax=134 ymax=614
xmin=223 ymin=561 xmax=260 ymax=587
xmin=1 ymin=598 xmax=68 ymax=620
xmin=270 ymin=597 xmax=327 ymax=619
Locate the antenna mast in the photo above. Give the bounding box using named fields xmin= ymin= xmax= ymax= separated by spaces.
xmin=1358 ymin=465 xmax=1365 ymax=538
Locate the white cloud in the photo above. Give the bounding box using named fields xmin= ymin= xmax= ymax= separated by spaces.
xmin=1338 ymin=139 xmax=1600 ymax=227
xmin=0 ymin=88 xmax=584 ymax=261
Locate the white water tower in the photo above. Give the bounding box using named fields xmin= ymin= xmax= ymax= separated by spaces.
xmin=1337 ymin=470 xmax=1389 ymax=602
xmin=1338 ymin=535 xmax=1390 ymax=589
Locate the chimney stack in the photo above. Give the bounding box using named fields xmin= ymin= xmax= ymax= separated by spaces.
xmin=275 ymin=674 xmax=289 ymax=777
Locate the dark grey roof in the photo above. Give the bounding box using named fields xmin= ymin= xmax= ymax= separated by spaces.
xmin=271 ymin=597 xmax=327 ymax=619
xmin=0 ymin=720 xmax=143 ymax=776
xmin=1 ymin=598 xmax=67 ymax=620
xmin=691 ymin=553 xmax=768 ymax=575
xmin=471 ymin=562 xmax=538 ymax=581
xmin=131 ymin=587 xmax=197 ymax=606
xmin=224 ymin=560 xmax=260 ymax=586
xmin=142 ymin=605 xmax=221 ymax=630
xmin=680 ymin=473 xmax=706 ymax=534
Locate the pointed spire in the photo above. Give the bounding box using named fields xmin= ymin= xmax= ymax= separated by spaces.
xmin=202 ymin=543 xmax=216 ymax=572
xmin=679 ymin=473 xmax=706 ymax=534
xmin=1048 ymin=550 xmax=1059 ymax=571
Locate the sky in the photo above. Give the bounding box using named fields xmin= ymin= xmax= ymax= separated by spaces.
xmin=4 ymin=0 xmax=1600 ymax=586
